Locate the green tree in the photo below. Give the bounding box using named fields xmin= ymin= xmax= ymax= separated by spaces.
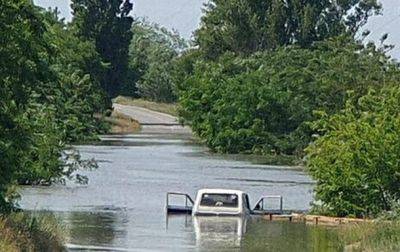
xmin=71 ymin=0 xmax=134 ymax=97
xmin=178 ymin=37 xmax=400 ymax=155
xmin=16 ymin=9 xmax=104 ymax=184
xmin=307 ymin=86 xmax=400 ymax=217
xmin=41 ymin=11 xmax=110 ymax=142
xmin=124 ymin=21 xmax=188 ymax=102
xmin=196 ymin=0 xmax=381 ymax=59
xmin=0 ymin=0 xmax=51 ymax=211
xmin=0 ymin=1 xmax=105 ymax=210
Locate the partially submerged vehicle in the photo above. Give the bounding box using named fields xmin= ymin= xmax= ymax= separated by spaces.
xmin=166 ymin=188 xmax=284 ymax=216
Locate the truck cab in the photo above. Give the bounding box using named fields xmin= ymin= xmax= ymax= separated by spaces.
xmin=166 ymin=189 xmax=283 ymax=216
xmin=192 ymin=189 xmax=251 ymax=216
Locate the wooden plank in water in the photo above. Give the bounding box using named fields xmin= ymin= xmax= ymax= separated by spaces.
xmin=262 ymin=213 xmax=373 ymax=225
xmin=301 ymin=214 xmax=372 ymax=225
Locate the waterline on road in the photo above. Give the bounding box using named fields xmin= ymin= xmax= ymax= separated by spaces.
xmin=21 ymin=131 xmax=314 ymax=251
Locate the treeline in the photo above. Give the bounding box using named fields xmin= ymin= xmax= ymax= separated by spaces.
xmin=177 ymin=0 xmax=391 ymax=156
xmin=173 ymin=0 xmax=400 ymax=217
xmin=0 ymin=0 xmax=135 ymax=212
xmin=122 ymin=20 xmax=188 ymax=102
xmin=178 ymin=40 xmax=400 ymax=155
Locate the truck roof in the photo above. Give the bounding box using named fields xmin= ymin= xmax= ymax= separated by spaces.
xmin=197 ymin=189 xmax=245 ymax=195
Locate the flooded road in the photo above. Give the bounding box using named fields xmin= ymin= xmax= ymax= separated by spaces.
xmin=19 ymin=129 xmax=332 ymax=251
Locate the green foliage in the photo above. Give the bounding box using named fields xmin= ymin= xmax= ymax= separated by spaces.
xmin=41 ymin=11 xmax=109 ymax=142
xmin=338 ymin=221 xmax=400 ymax=251
xmin=16 ymin=10 xmax=105 ymax=184
xmin=0 ymin=0 xmax=107 ymax=211
xmin=71 ymin=0 xmax=133 ymax=97
xmin=180 ymin=0 xmax=400 ymax=220
xmin=196 ymin=0 xmax=381 ymax=58
xmin=307 ymin=86 xmax=400 ymax=217
xmin=0 ymin=0 xmax=49 ymax=211
xmin=0 ymin=213 xmax=65 ymax=251
xmin=17 ymin=103 xmax=63 ymax=186
xmin=178 ymin=37 xmax=400 ymax=156
xmin=172 ymin=48 xmax=203 ymax=93
xmin=124 ymin=21 xmax=188 ymax=102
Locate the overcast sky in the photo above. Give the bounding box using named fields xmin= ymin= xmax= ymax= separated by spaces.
xmin=34 ymin=0 xmax=400 ymax=59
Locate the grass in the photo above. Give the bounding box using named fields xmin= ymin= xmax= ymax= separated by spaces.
xmin=338 ymin=221 xmax=400 ymax=251
xmin=0 ymin=212 xmax=65 ymax=251
xmin=113 ymin=96 xmax=178 ymax=116
xmin=101 ymin=111 xmax=141 ymax=134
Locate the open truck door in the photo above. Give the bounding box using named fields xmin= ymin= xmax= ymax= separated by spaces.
xmin=252 ymin=195 xmax=283 ymax=215
xmin=166 ymin=190 xmax=285 ymax=216
xmin=166 ymin=192 xmax=194 ymax=214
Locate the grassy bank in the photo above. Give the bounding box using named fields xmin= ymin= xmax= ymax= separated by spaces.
xmin=243 ymin=218 xmax=400 ymax=251
xmin=101 ymin=111 xmax=141 ymax=134
xmin=114 ymin=96 xmax=178 ymax=116
xmin=338 ymin=221 xmax=400 ymax=251
xmin=0 ymin=213 xmax=65 ymax=251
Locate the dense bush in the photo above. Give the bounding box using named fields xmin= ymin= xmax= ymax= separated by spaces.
xmin=306 ymin=86 xmax=400 ymax=217
xmin=0 ymin=213 xmax=65 ymax=251
xmin=42 ymin=11 xmax=110 ymax=142
xmin=0 ymin=0 xmax=51 ymax=211
xmin=0 ymin=0 xmax=107 ymax=210
xmin=178 ymin=37 xmax=400 ymax=155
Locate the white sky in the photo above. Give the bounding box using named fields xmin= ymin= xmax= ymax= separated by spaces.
xmin=34 ymin=0 xmax=399 ymax=59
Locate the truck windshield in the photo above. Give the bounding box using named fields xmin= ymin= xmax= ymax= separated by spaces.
xmin=200 ymin=193 xmax=239 ymax=208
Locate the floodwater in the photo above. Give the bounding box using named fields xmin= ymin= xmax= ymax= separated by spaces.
xmin=20 ymin=129 xmax=341 ymax=251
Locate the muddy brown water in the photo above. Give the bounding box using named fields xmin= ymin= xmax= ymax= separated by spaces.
xmin=20 ymin=130 xmax=342 ymax=251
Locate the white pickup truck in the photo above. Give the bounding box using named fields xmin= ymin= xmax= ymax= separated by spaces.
xmin=166 ymin=188 xmax=283 ymax=216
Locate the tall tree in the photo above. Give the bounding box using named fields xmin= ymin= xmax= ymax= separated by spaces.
xmin=71 ymin=0 xmax=134 ymax=97
xmin=196 ymin=0 xmax=381 ymax=59
xmin=0 ymin=0 xmax=106 ymax=211
xmin=0 ymin=0 xmax=49 ymax=211
xmin=124 ymin=21 xmax=188 ymax=102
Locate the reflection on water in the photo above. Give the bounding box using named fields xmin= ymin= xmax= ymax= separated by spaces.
xmin=242 ymin=219 xmax=343 ymax=252
xmin=167 ymin=215 xmax=343 ymax=252
xmin=37 ymin=210 xmax=345 ymax=252
xmin=64 ymin=211 xmax=128 ymax=248
xmin=193 ymin=216 xmax=246 ymax=250
xmin=20 ymin=132 xmax=321 ymax=251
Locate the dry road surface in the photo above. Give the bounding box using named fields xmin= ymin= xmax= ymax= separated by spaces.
xmin=113 ymin=103 xmax=191 ymax=134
